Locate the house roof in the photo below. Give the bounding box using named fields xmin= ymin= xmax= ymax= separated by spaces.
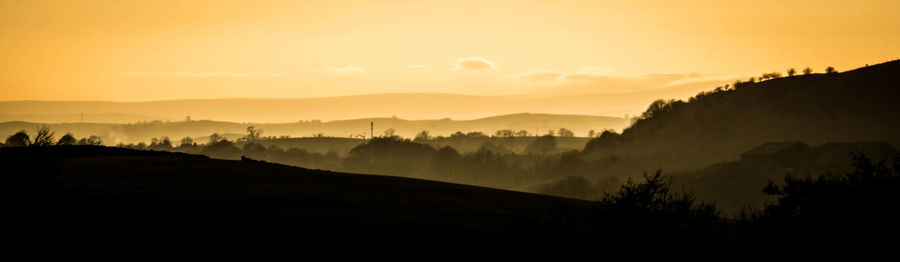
xmin=819 ymin=142 xmax=897 ymax=155
xmin=741 ymin=142 xmax=809 ymax=156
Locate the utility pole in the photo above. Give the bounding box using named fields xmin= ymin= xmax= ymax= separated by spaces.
xmin=370 ymin=121 xmax=374 ymax=140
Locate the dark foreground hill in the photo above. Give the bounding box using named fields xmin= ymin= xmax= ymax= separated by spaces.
xmin=3 ymin=146 xmax=603 ymax=250
xmin=5 ymin=146 xmax=898 ymax=255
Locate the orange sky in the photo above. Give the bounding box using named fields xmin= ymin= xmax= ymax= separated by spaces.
xmin=2 ymin=0 xmax=898 ymax=102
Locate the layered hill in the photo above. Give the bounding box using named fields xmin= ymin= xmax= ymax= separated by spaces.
xmin=584 ymin=60 xmax=900 ymax=172
xmin=0 ymin=113 xmax=626 ymax=145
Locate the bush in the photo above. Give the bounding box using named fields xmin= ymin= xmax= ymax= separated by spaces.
xmin=592 ymin=170 xmax=720 ymax=249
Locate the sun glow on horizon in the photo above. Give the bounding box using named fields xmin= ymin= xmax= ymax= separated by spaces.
xmin=2 ymin=0 xmax=898 ymax=104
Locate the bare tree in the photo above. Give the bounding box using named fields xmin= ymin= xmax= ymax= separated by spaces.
xmin=32 ymin=125 xmax=55 ymax=146
xmin=383 ymin=128 xmax=396 ymax=138
xmin=245 ymin=126 xmax=262 ymax=142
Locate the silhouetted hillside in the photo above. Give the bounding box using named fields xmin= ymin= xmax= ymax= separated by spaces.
xmin=584 ymin=60 xmax=900 ymax=172
xmin=8 ymin=146 xmax=897 ymax=255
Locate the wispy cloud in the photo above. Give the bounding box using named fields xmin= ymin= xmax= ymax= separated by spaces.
xmin=327 ymin=66 xmax=365 ymax=75
xmin=451 ymin=57 xmax=496 ymax=71
xmin=662 ymin=73 xmax=747 ymax=87
xmin=120 ymin=72 xmax=281 ymax=78
xmin=514 ymin=67 xmax=743 ymax=93
xmin=512 ymin=70 xmax=563 ymax=84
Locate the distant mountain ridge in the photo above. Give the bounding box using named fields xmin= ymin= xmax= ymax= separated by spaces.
xmin=0 ymin=81 xmax=719 ymax=123
xmin=0 ymin=113 xmax=171 ymax=124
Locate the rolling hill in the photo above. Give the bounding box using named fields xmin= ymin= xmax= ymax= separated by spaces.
xmin=4 ymin=146 xmax=598 ymax=248
xmin=583 ymin=60 xmax=900 ymax=173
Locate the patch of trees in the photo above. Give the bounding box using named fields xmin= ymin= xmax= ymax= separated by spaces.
xmin=739 ymin=154 xmax=900 ymax=251
xmin=2 ymin=126 xmax=102 ymax=147
xmin=343 ymin=136 xmax=437 ymax=176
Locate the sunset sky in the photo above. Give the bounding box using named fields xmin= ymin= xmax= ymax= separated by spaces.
xmin=2 ymin=0 xmax=898 ymax=102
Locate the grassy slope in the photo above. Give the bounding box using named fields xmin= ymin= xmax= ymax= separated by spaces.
xmin=585 ymin=60 xmax=900 ymax=172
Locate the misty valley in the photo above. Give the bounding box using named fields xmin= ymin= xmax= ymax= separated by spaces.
xmin=4 ymin=61 xmax=900 ymax=254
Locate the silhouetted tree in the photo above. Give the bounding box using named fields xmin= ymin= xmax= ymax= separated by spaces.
xmin=383 ymin=128 xmax=396 ymax=138
xmin=414 ymin=130 xmax=431 ymax=142
xmin=78 ymin=135 xmax=102 ymax=146
xmin=516 ymin=130 xmax=529 ymax=137
xmin=641 ymin=99 xmax=675 ymax=120
xmin=787 ymin=68 xmax=796 ymax=76
xmin=57 ymin=133 xmax=76 ymax=146
xmin=588 ymin=130 xmax=596 ymax=138
xmin=5 ymin=131 xmax=30 ymax=147
xmin=557 ymin=128 xmax=574 ymax=137
xmin=208 ymin=133 xmax=224 ymax=145
xmin=760 ymin=72 xmax=782 ymax=80
xmin=494 ymin=129 xmax=515 ymax=138
xmin=466 ymin=132 xmax=487 ymax=138
xmin=31 ymin=125 xmax=55 ymax=146
xmin=825 ymin=66 xmax=837 ymax=74
xmin=150 ymin=136 xmax=172 ymax=150
xmin=244 ymin=126 xmax=262 ymax=142
xmin=803 ymin=67 xmax=813 ymax=75
xmin=733 ymin=79 xmax=745 ymax=89
xmin=180 ymin=136 xmax=194 ymax=147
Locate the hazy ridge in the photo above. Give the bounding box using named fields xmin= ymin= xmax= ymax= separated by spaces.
xmin=0 ymin=83 xmax=716 ymax=123
xmin=0 ymin=113 xmax=627 ymax=145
